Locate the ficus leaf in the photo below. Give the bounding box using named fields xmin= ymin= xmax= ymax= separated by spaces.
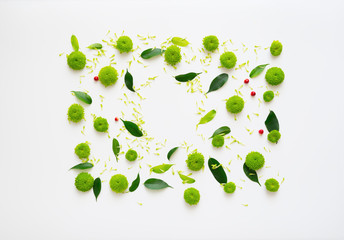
xmin=243 ymin=163 xmax=261 ymax=186
xmin=249 ymin=64 xmax=269 ymax=78
xmin=171 ymin=37 xmax=189 ymax=47
xmin=124 ymin=69 xmax=135 ymax=92
xmin=144 ymin=178 xmax=172 ymax=190
xmin=112 ymin=138 xmax=120 ymax=161
xmin=178 ymin=171 xmax=195 ymax=184
xmin=197 ymin=109 xmax=216 ymax=127
xmin=141 ymin=48 xmax=165 ymax=59
xmin=167 ymin=147 xmax=178 ymax=160
xmin=208 ymin=158 xmax=227 ymax=184
xmin=150 ymin=164 xmax=174 ymax=174
xmin=70 ymin=162 xmax=93 ymax=170
xmin=129 ymin=173 xmax=140 ymax=192
xmin=121 ymin=119 xmax=143 ymax=137
xmin=71 ymin=35 xmax=79 ymax=51
xmin=210 ymin=126 xmax=231 ymax=139
xmin=174 ymin=72 xmax=201 ymax=82
xmin=265 ymin=110 xmax=279 ymax=132
xmin=87 ymin=43 xmax=102 ymax=50
xmin=71 ymin=91 xmax=92 ymax=104
xmin=207 ymin=73 xmax=229 ymax=94
xmin=93 ymin=177 xmax=101 ymax=201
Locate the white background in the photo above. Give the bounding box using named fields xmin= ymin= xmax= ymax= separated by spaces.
xmin=0 ymin=0 xmax=344 ymax=239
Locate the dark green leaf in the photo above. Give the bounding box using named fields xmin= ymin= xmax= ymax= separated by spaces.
xmin=174 ymin=72 xmax=201 ymax=82
xmin=210 ymin=126 xmax=231 ymax=138
xmin=129 ymin=173 xmax=140 ymax=192
xmin=178 ymin=171 xmax=195 ymax=184
xmin=71 ymin=91 xmax=92 ymax=104
xmin=93 ymin=177 xmax=101 ymax=201
xmin=112 ymin=138 xmax=120 ymax=161
xmin=71 ymin=35 xmax=79 ymax=51
xmin=121 ymin=119 xmax=143 ymax=137
xmin=243 ymin=163 xmax=261 ymax=186
xmin=87 ymin=43 xmax=102 ymax=50
xmin=171 ymin=37 xmax=189 ymax=47
xmin=167 ymin=147 xmax=178 ymax=160
xmin=141 ymin=48 xmax=165 ymax=59
xmin=265 ymin=110 xmax=279 ymax=132
xmin=150 ymin=164 xmax=174 ymax=174
xmin=144 ymin=178 xmax=172 ymax=190
xmin=124 ymin=69 xmax=135 ymax=92
xmin=197 ymin=109 xmax=216 ymax=127
xmin=249 ymin=64 xmax=269 ymax=78
xmin=207 ymin=73 xmax=229 ymax=94
xmin=208 ymin=158 xmax=227 ymax=184
xmin=70 ymin=162 xmax=93 ymax=170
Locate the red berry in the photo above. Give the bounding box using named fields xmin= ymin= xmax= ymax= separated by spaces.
xmin=115 ymin=117 xmax=119 ymax=122
xmin=94 ymin=76 xmax=99 ymax=81
xmin=259 ymin=129 xmax=264 ymax=134
xmin=244 ymin=79 xmax=249 ymax=84
xmin=251 ymin=91 xmax=256 ymax=96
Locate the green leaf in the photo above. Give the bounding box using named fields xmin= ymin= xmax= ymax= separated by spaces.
xmin=129 ymin=173 xmax=140 ymax=192
xmin=174 ymin=72 xmax=201 ymax=82
xmin=124 ymin=69 xmax=135 ymax=92
xmin=167 ymin=147 xmax=178 ymax=160
xmin=150 ymin=164 xmax=174 ymax=174
xmin=71 ymin=91 xmax=92 ymax=104
xmin=70 ymin=162 xmax=94 ymax=170
xmin=249 ymin=64 xmax=269 ymax=78
xmin=171 ymin=37 xmax=189 ymax=47
xmin=144 ymin=178 xmax=172 ymax=190
xmin=71 ymin=35 xmax=79 ymax=51
xmin=207 ymin=73 xmax=229 ymax=94
xmin=265 ymin=110 xmax=279 ymax=132
xmin=210 ymin=126 xmax=231 ymax=139
xmin=243 ymin=163 xmax=261 ymax=186
xmin=208 ymin=158 xmax=227 ymax=184
xmin=93 ymin=177 xmax=101 ymax=201
xmin=178 ymin=171 xmax=195 ymax=184
xmin=121 ymin=119 xmax=143 ymax=137
xmin=141 ymin=48 xmax=165 ymax=59
xmin=197 ymin=109 xmax=216 ymax=127
xmin=112 ymin=138 xmax=120 ymax=161
xmin=87 ymin=43 xmax=102 ymax=50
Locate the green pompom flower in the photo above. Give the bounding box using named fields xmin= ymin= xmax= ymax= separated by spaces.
xmin=226 ymin=95 xmax=244 ymax=114
xmin=270 ymin=40 xmax=283 ymax=56
xmin=74 ymin=143 xmax=90 ymax=159
xmin=265 ymin=67 xmax=285 ymax=86
xmin=265 ymin=178 xmax=280 ymax=192
xmin=203 ymin=35 xmax=219 ymax=52
xmin=116 ymin=36 xmax=133 ymax=53
xmin=98 ymin=66 xmax=118 ymax=87
xmin=75 ymin=172 xmax=94 ymax=192
xmin=220 ymin=52 xmax=237 ymax=69
xmin=125 ymin=149 xmax=138 ymax=162
xmin=67 ymin=103 xmax=84 ymax=123
xmin=224 ymin=182 xmax=236 ymax=194
xmin=263 ymin=90 xmax=274 ymax=102
xmin=164 ymin=45 xmax=181 ymax=66
xmin=186 ymin=152 xmax=204 ymax=171
xmin=245 ymin=151 xmax=265 ymax=170
xmin=67 ymin=51 xmax=86 ymax=70
xmin=109 ymin=174 xmax=128 ymax=193
xmin=212 ymin=135 xmax=224 ymax=148
xmin=267 ymin=130 xmax=281 ymax=143
xmin=93 ymin=117 xmax=109 ymax=132
xmin=184 ymin=187 xmax=200 ymax=205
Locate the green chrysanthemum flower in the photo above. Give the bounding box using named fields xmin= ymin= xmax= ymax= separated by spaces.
xmin=93 ymin=117 xmax=109 ymax=132
xmin=109 ymin=174 xmax=128 ymax=193
xmin=67 ymin=51 xmax=86 ymax=70
xmin=98 ymin=66 xmax=118 ymax=87
xmin=265 ymin=178 xmax=280 ymax=192
xmin=203 ymin=35 xmax=219 ymax=52
xmin=220 ymin=52 xmax=237 ymax=69
xmin=75 ymin=172 xmax=94 ymax=192
xmin=116 ymin=36 xmax=133 ymax=53
xmin=186 ymin=152 xmax=204 ymax=171
xmin=224 ymin=182 xmax=236 ymax=194
xmin=245 ymin=151 xmax=265 ymax=170
xmin=74 ymin=143 xmax=90 ymax=159
xmin=212 ymin=135 xmax=225 ymax=148
xmin=226 ymin=95 xmax=244 ymax=114
xmin=67 ymin=104 xmax=84 ymax=123
xmin=267 ymin=130 xmax=281 ymax=143
xmin=263 ymin=90 xmax=275 ymax=102
xmin=265 ymin=67 xmax=285 ymax=86
xmin=125 ymin=149 xmax=138 ymax=162
xmin=184 ymin=187 xmax=200 ymax=205
xmin=164 ymin=45 xmax=181 ymax=66
xmin=270 ymin=40 xmax=283 ymax=56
